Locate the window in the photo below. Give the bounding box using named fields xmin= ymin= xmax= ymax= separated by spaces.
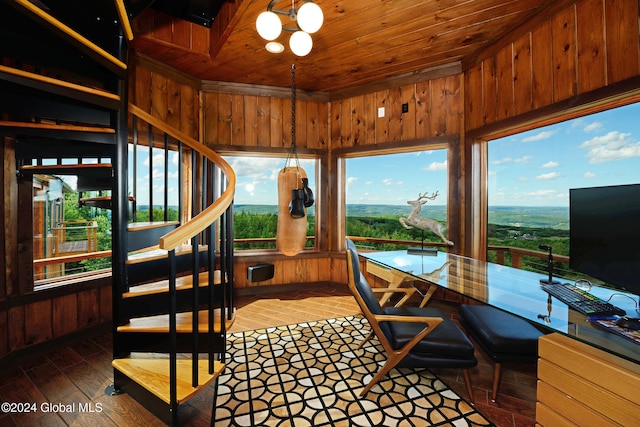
xmin=487 ymin=102 xmax=640 ymax=277
xmin=223 ymin=154 xmax=317 ymax=250
xmin=344 ymin=149 xmax=449 ymax=250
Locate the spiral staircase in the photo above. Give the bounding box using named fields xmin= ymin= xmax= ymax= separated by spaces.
xmin=0 ymin=1 xmax=235 ymax=424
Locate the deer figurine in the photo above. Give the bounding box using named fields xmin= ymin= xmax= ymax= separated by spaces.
xmin=399 ymin=191 xmax=454 ymax=246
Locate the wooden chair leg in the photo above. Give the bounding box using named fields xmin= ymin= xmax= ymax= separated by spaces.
xmin=357 ymin=331 xmax=375 ymax=349
xmin=462 ymin=368 xmax=474 ymax=404
xmin=491 ymin=362 xmax=502 ymax=402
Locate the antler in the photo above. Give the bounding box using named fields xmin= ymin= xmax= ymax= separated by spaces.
xmin=417 ymin=191 xmax=439 ymax=201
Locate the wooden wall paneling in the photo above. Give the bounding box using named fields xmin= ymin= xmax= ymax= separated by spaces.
xmin=17 ymin=179 xmax=32 ymax=294
xmin=605 ymin=0 xmax=640 ymax=84
xmin=1 ymin=138 xmax=15 ymax=297
xmin=430 ymin=78 xmax=449 ymax=136
xmin=171 ymin=18 xmax=191 ymax=49
xmin=465 ymin=63 xmax=484 ymax=130
xmin=445 ymin=75 xmax=462 ymax=135
xmin=166 ymin=78 xmax=182 ymax=131
xmin=306 ymin=100 xmax=321 ymax=149
xmin=401 ymin=83 xmax=417 ymax=141
xmin=180 ymin=83 xmax=199 ymax=139
xmin=151 ymin=11 xmax=173 ymax=43
xmin=219 ymin=93 xmax=233 ymax=145
xmin=53 ymin=293 xmax=78 ymax=337
xmin=317 ymin=257 xmax=331 ymax=282
xmin=77 ymin=288 xmax=100 ymax=329
xmin=376 ymin=90 xmax=389 ymax=142
xmin=351 ymin=96 xmax=364 ymax=147
xmin=243 ymin=95 xmax=258 ymax=147
xmin=363 ymin=93 xmax=376 ymax=145
xmin=202 ymin=92 xmax=219 ymax=144
xmin=269 ymin=97 xmax=284 ymax=147
xmin=483 ymin=57 xmax=498 ymax=125
xmin=415 ymin=80 xmax=433 ymax=139
xmin=496 ymin=43 xmax=514 ymax=121
xmin=8 ymin=305 xmax=25 ymax=351
xmin=330 ymin=100 xmax=341 ymax=148
xmin=191 ymin=22 xmax=210 ymax=54
xmin=388 ymin=87 xmax=403 ymax=142
xmin=513 ymin=33 xmax=533 ymax=116
xmin=330 ymin=257 xmax=347 ymax=286
xmin=294 ymin=99 xmax=308 ymax=149
xmin=203 ymin=92 xmax=218 ymax=144
xmin=271 ymin=259 xmax=287 ymax=286
xmin=340 ymin=98 xmax=353 ymax=148
xmin=256 ymin=96 xmax=271 ymax=147
xmin=531 ymin=21 xmax=554 ymax=109
xmin=282 ymin=96 xmax=293 ymax=148
xmin=133 ymin=65 xmax=152 ymax=116
xmin=231 ymin=94 xmax=245 ymax=146
xmin=576 ymin=0 xmax=606 ymax=93
xmin=99 ymin=284 xmax=112 ymax=323
xmin=317 ymin=101 xmax=329 ymax=149
xmin=25 ymin=300 xmax=52 ymax=345
xmin=151 ymin=72 xmax=168 ymax=123
xmin=0 ymin=309 xmax=7 ymax=357
xmin=551 ymin=5 xmax=578 ymax=103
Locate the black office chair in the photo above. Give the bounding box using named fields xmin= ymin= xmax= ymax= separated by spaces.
xmin=345 ymin=239 xmax=477 ymax=402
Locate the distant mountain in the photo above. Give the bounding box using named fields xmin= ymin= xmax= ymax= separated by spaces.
xmin=207 ymin=204 xmax=569 ymax=230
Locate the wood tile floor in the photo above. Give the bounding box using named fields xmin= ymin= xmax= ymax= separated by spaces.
xmin=0 ymin=284 xmax=536 ymax=426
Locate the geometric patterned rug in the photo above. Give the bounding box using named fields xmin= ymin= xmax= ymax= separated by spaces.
xmin=214 ymin=315 xmax=495 ymax=426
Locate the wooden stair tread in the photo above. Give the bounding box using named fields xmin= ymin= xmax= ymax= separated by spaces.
xmin=127 ymin=221 xmax=179 ymax=232
xmin=21 ymin=163 xmax=112 ymax=171
xmin=123 ymin=270 xmax=222 ymax=298
xmin=81 ymin=195 xmax=135 ymax=202
xmin=117 ymin=308 xmax=235 ymax=333
xmin=111 ymin=357 xmax=224 ymax=405
xmin=126 ymin=244 xmax=207 ymax=264
xmin=0 ymin=120 xmax=116 ymax=133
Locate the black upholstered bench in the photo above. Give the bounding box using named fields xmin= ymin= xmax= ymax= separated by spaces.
xmin=459 ymin=304 xmax=544 ymax=402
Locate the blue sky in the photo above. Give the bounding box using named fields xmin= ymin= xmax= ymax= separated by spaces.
xmin=488 ymin=102 xmax=640 ymax=206
xmin=118 ymin=101 xmax=640 ymax=207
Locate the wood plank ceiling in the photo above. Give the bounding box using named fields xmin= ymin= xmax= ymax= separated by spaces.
xmin=130 ymin=0 xmax=561 ymax=94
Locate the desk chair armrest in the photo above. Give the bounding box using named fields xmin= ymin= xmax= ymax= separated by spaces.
xmin=372 ymin=314 xmax=444 ymax=354
xmin=371 ymin=287 xmax=416 ymax=307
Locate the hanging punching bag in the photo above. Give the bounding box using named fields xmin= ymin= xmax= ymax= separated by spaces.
xmin=276 ymin=166 xmax=308 ymax=256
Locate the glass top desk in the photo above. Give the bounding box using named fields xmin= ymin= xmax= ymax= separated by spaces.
xmin=360 ymin=250 xmax=640 ymax=364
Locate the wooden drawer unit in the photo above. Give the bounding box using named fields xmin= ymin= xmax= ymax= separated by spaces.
xmin=536 ymin=333 xmax=640 ymax=426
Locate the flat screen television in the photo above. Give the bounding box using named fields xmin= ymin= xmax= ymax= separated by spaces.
xmin=570 ymin=183 xmax=640 ymax=297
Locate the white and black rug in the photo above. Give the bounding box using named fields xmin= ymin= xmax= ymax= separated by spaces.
xmin=214 ymin=315 xmax=494 ymax=426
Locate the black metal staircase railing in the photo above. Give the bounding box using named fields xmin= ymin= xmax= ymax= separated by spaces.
xmin=114 ymin=105 xmax=236 ymax=425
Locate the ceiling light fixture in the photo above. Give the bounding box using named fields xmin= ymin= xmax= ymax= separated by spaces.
xmin=256 ymin=0 xmax=324 ymax=57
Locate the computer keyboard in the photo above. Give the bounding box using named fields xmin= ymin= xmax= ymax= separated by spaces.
xmin=541 ymin=282 xmax=626 ymax=317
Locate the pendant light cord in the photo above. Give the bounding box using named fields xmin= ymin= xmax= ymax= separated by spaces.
xmin=285 ymin=64 xmax=301 ymax=171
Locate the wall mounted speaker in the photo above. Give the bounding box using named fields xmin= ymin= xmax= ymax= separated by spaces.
xmin=247 ymin=264 xmax=274 ymax=282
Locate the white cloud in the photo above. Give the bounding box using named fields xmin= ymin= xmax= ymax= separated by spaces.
xmin=522 ymin=130 xmax=556 ymax=142
xmin=580 ymin=131 xmax=640 ymax=163
xmin=514 ymin=156 xmax=531 ymax=164
xmin=542 ymin=161 xmax=559 ymax=168
xmin=584 ymin=122 xmax=602 ymax=132
xmin=382 ymin=179 xmax=393 ymax=185
xmin=491 ymin=157 xmax=512 ymax=165
xmin=347 ymin=177 xmax=358 ymax=186
xmin=535 ymin=172 xmax=562 ymax=180
xmin=525 ymin=189 xmax=556 ymax=197
xmin=583 ymin=171 xmax=597 ymax=178
xmin=422 ymin=160 xmax=447 ymax=171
